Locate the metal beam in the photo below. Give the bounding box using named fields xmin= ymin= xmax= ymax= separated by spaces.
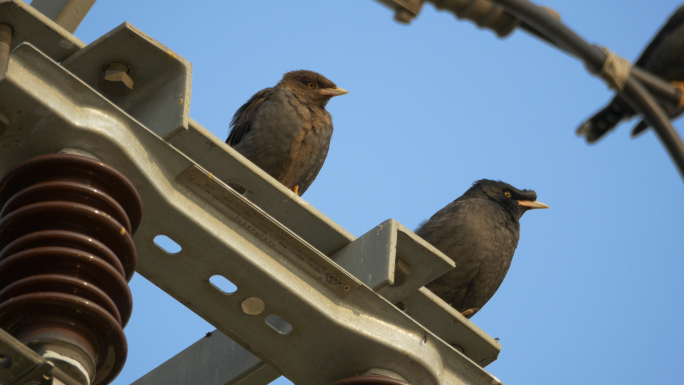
xmin=0 ymin=9 xmax=505 ymax=385
xmin=30 ymin=0 xmax=96 ymax=33
xmin=130 ymin=332 xmax=280 ymax=385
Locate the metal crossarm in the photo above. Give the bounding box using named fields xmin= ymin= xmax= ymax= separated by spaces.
xmin=0 ymin=1 xmax=505 ymax=384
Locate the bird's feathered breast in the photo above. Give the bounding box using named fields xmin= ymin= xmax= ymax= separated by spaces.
xmin=417 ymin=197 xmax=521 ymax=257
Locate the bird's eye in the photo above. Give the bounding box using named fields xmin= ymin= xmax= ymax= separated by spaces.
xmin=504 ymin=191 xmax=512 ymax=198
xmin=307 ymin=82 xmax=315 ymax=89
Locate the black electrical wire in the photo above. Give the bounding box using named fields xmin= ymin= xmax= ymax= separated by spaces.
xmin=631 ymin=67 xmax=683 ymax=108
xmin=515 ymin=17 xmax=683 ymax=108
xmin=489 ymin=0 xmax=684 ymax=180
xmin=623 ymin=78 xmax=684 ymax=177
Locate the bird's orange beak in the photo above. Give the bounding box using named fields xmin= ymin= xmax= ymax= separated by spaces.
xmin=517 ymin=200 xmax=549 ymax=209
xmin=319 ymin=87 xmax=349 ymax=97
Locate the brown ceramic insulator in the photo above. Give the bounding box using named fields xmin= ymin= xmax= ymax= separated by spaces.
xmin=330 ymin=376 xmax=412 ymax=385
xmin=0 ymin=274 xmax=122 ymax=325
xmin=0 ymin=154 xmax=143 ymax=385
xmin=0 ymin=230 xmax=129 ymax=281
xmin=0 ymin=247 xmax=132 ymax=327
xmin=0 ymin=154 xmax=142 ymax=233
xmin=1 ymin=180 xmax=133 ymax=233
xmin=0 ymin=292 xmax=127 ymax=385
xmin=0 ymin=201 xmax=137 ymax=280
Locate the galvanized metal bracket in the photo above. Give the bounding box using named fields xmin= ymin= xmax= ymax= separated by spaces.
xmin=62 ymin=22 xmax=192 ymax=140
xmin=331 ymin=219 xmax=454 ymax=303
xmin=0 ymin=11 xmax=504 ymax=385
xmin=0 ymin=328 xmax=82 ymax=385
xmin=401 ymin=288 xmax=501 ymax=367
xmin=0 ymin=0 xmax=85 ymax=63
xmin=130 ymin=331 xmax=281 ymax=385
xmin=129 ymin=221 xmax=499 ymax=385
xmin=168 ymin=118 xmax=356 ymax=256
xmin=29 ymin=0 xmax=96 ymax=33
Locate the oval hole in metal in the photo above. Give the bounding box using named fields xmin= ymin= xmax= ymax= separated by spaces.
xmin=265 ymin=314 xmax=293 ymax=335
xmin=0 ymin=354 xmax=11 ymax=368
xmin=209 ymin=275 xmax=237 ymax=294
xmin=153 ymin=235 xmax=182 ymax=254
xmin=228 ymin=182 xmax=248 ymax=196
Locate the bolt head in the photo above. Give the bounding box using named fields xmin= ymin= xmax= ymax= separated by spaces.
xmin=98 ymin=63 xmax=134 ymax=97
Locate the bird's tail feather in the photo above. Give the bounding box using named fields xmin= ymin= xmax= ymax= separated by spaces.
xmin=631 ymin=120 xmax=650 ymax=137
xmin=630 ymin=102 xmax=682 ymax=138
xmin=576 ymin=97 xmax=635 ymax=143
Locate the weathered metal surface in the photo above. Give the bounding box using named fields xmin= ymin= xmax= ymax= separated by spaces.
xmin=128 ymin=219 xmax=497 ymax=385
xmin=0 ymin=24 xmax=504 ymax=385
xmin=168 ymin=119 xmax=355 ymax=255
xmin=177 ymin=165 xmax=358 ymax=298
xmin=0 ymin=328 xmax=82 ymax=385
xmin=130 ymin=332 xmax=280 ymax=385
xmin=62 ymin=22 xmax=192 ymax=140
xmin=330 ymin=219 xmax=454 ymax=304
xmin=29 ymin=0 xmax=96 ymax=33
xmin=400 ymin=288 xmax=501 ymax=367
xmin=0 ymin=0 xmax=84 ymax=62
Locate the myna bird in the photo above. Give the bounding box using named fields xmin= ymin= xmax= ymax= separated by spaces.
xmin=416 ymin=180 xmax=549 ymax=318
xmin=227 ymin=70 xmax=348 ymax=196
xmin=577 ymin=5 xmax=684 ymax=142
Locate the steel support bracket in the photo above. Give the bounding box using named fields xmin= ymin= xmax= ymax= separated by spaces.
xmin=331 ymin=219 xmax=454 ymax=303
xmin=0 ymin=328 xmax=82 ymax=385
xmin=62 ymin=22 xmax=192 ymax=140
xmin=0 ymin=0 xmax=85 ymax=63
xmin=29 ymin=0 xmax=96 ymax=34
xmin=0 ymin=14 xmax=505 ymax=385
xmin=129 ymin=220 xmax=500 ymax=385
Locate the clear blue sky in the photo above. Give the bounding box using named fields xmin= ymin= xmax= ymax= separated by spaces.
xmin=70 ymin=1 xmax=684 ymax=384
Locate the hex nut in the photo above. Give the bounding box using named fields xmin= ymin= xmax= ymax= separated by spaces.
xmin=98 ymin=63 xmax=134 ymax=97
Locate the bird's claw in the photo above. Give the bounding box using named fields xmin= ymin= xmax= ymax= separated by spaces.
xmin=460 ymin=308 xmax=480 ymax=317
xmin=292 ymin=185 xmax=299 ymax=195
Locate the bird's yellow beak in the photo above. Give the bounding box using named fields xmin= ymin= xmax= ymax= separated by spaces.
xmin=517 ymin=200 xmax=549 ymax=209
xmin=319 ymin=87 xmax=349 ymax=97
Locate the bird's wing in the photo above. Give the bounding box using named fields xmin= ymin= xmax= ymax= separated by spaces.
xmin=226 ymin=88 xmax=275 ymax=146
xmin=636 ymin=5 xmax=684 ymax=68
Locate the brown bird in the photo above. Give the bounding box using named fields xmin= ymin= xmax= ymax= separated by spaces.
xmin=226 ymin=70 xmax=348 ymax=196
xmin=416 ymin=180 xmax=548 ymax=318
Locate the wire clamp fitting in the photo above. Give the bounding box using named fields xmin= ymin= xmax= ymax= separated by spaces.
xmin=595 ymin=46 xmax=631 ymax=91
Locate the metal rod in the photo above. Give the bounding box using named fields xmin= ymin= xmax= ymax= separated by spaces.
xmin=631 ymin=66 xmax=684 ymax=108
xmin=622 ymin=78 xmax=684 ymax=180
xmin=488 ymin=0 xmax=684 ymax=181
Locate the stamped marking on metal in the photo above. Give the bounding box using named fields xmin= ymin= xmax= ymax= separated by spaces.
xmin=178 ymin=165 xmax=357 ymax=297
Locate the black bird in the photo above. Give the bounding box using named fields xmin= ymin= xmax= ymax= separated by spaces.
xmin=416 ymin=180 xmax=548 ymax=318
xmin=226 ymin=70 xmax=348 ymax=196
xmin=577 ymin=5 xmax=684 ymax=143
